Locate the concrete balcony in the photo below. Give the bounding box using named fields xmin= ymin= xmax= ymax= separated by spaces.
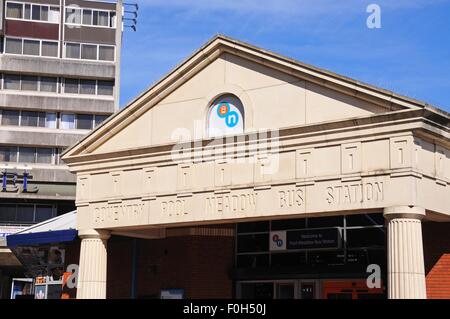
xmin=0 ymin=54 xmax=116 ymax=79
xmin=0 ymin=91 xmax=115 ymax=114
xmin=0 ymin=126 xmax=88 ymax=148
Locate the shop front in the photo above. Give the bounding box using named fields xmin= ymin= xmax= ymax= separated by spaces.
xmin=234 ymin=215 xmax=386 ymax=299
xmin=61 ymin=35 xmax=450 ymax=299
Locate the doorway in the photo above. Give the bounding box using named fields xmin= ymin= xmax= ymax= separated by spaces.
xmin=237 ymin=280 xmax=320 ymax=299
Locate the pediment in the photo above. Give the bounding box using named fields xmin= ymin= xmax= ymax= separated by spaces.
xmin=62 ymin=35 xmax=423 ymax=159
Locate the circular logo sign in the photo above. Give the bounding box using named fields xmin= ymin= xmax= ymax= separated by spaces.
xmin=225 ymin=111 xmax=238 ymax=128
xmin=214 ymin=101 xmax=240 ymax=128
xmin=272 ymin=234 xmax=283 ymax=247
xmin=217 ymin=102 xmax=229 ymax=118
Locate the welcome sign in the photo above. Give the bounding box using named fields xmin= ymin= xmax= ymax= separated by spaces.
xmin=287 ymin=228 xmax=341 ymax=250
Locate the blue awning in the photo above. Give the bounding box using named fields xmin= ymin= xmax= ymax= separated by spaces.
xmin=6 ymin=211 xmax=78 ymax=247
xmin=7 ymin=229 xmax=78 ymax=247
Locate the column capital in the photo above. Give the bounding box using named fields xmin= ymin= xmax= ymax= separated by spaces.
xmin=78 ymin=229 xmax=111 ymax=240
xmin=383 ymin=205 xmax=425 ymax=221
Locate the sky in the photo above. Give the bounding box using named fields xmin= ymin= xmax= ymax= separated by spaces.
xmin=119 ymin=0 xmax=450 ymax=112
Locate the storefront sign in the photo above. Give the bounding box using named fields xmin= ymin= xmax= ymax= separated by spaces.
xmin=287 ymin=228 xmax=341 ymax=250
xmin=1 ymin=169 xmax=39 ymax=193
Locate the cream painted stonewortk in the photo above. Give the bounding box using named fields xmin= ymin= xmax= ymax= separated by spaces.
xmin=62 ymin=35 xmax=450 ymax=299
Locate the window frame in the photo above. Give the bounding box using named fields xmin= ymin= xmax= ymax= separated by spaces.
xmin=63 ymin=41 xmax=115 ymax=62
xmin=0 ymin=109 xmax=58 ymax=129
xmin=1 ymin=74 xmax=59 ymax=93
xmin=4 ymin=36 xmax=59 ymax=59
xmin=0 ymin=203 xmax=56 ymax=224
xmin=59 ymin=113 xmax=76 ymax=130
xmin=5 ymin=1 xmax=60 ymax=24
xmin=64 ymin=6 xmax=116 ymax=29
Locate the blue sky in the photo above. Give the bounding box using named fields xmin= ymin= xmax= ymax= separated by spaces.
xmin=120 ymin=0 xmax=450 ymax=112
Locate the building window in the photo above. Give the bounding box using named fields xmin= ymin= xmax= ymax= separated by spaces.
xmin=4 ymin=37 xmax=58 ymax=58
xmin=65 ymin=7 xmax=81 ymax=24
xmin=45 ymin=113 xmax=57 ymax=128
xmin=23 ymin=39 xmax=40 ymax=56
xmin=99 ymin=45 xmax=115 ymax=61
xmin=80 ymin=80 xmax=96 ymax=95
xmin=0 ymin=146 xmax=18 ymax=162
xmin=2 ymin=74 xmax=59 ymax=92
xmin=60 ymin=113 xmax=75 ymax=129
xmin=3 ymin=74 xmax=21 ymax=90
xmin=41 ymin=41 xmax=58 ymax=57
xmin=21 ymin=111 xmax=39 ymax=126
xmin=49 ymin=7 xmax=59 ymax=23
xmin=65 ymin=42 xmax=80 ymax=59
xmin=1 ymin=110 xmax=20 ymax=125
xmin=81 ymin=44 xmax=97 ymax=60
xmin=40 ymin=77 xmax=58 ymax=92
xmin=21 ymin=75 xmax=38 ymax=91
xmin=76 ymin=114 xmax=94 ymax=130
xmin=24 ymin=4 xmax=31 ymax=19
xmin=35 ymin=205 xmax=54 ymax=222
xmin=64 ymin=78 xmax=79 ymax=94
xmin=97 ymin=11 xmax=109 ymax=26
xmin=207 ymin=93 xmax=245 ymax=138
xmin=6 ymin=2 xmax=23 ymax=19
xmin=62 ymin=78 xmax=114 ymax=96
xmin=97 ymin=81 xmax=114 ymax=96
xmin=36 ymin=148 xmax=53 ymax=164
xmin=82 ymin=9 xmax=92 ymax=25
xmin=65 ymin=7 xmax=116 ymax=28
xmin=0 ymin=203 xmax=56 ymax=224
xmin=1 ymin=110 xmax=57 ymax=128
xmin=5 ymin=38 xmax=22 ymax=54
xmin=5 ymin=2 xmax=60 ymax=23
xmin=64 ymin=42 xmax=115 ymax=62
xmin=94 ymin=114 xmax=108 ymax=127
xmin=18 ymin=147 xmax=36 ymax=163
xmin=17 ymin=205 xmax=34 ymax=223
xmin=0 ymin=146 xmax=58 ymax=165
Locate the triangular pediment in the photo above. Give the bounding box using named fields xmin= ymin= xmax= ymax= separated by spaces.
xmin=62 ymin=35 xmax=425 ymax=160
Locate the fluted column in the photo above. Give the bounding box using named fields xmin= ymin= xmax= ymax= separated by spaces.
xmin=384 ymin=206 xmax=426 ymax=299
xmin=76 ymin=229 xmax=111 ymax=299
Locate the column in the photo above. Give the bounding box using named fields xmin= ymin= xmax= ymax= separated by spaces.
xmin=76 ymin=229 xmax=111 ymax=299
xmin=384 ymin=206 xmax=426 ymax=299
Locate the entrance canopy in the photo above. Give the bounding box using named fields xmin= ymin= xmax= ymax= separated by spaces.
xmin=7 ymin=211 xmax=77 ymax=247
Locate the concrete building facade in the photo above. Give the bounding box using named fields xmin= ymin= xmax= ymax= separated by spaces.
xmin=62 ymin=35 xmax=450 ymax=299
xmin=0 ymin=0 xmax=123 ymax=299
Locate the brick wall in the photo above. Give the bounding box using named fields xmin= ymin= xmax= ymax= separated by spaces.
xmin=107 ymin=236 xmax=134 ymax=298
xmin=423 ymin=221 xmax=450 ymax=299
xmin=63 ymin=228 xmax=235 ymax=299
xmin=134 ymin=233 xmax=234 ymax=299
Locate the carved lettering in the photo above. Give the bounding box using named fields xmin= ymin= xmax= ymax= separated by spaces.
xmin=326 ymin=182 xmax=384 ymax=205
xmin=279 ymin=189 xmax=304 ymax=208
xmin=206 ymin=192 xmax=258 ymax=214
xmin=94 ymin=203 xmax=145 ymax=224
xmin=161 ymin=199 xmax=187 ymax=216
